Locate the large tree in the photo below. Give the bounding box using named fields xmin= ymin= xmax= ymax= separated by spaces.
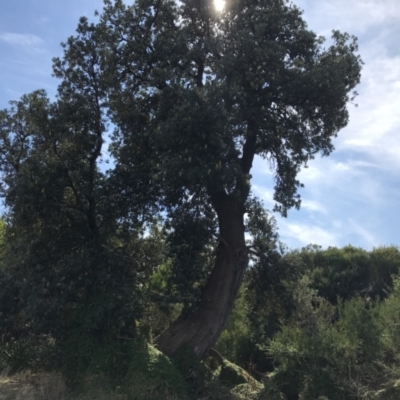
xmin=0 ymin=0 xmax=362 ymax=360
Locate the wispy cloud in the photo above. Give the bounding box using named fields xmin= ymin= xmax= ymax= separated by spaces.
xmin=252 ymin=184 xmax=274 ymax=206
xmin=298 ymin=158 xmax=386 ymax=208
xmin=338 ymin=56 xmax=400 ymax=172
xmin=297 ymin=0 xmax=400 ymax=35
xmin=348 ymin=219 xmax=377 ymax=246
xmin=0 ymin=32 xmax=43 ymax=47
xmin=251 ymin=151 xmax=388 ymax=249
xmin=280 ymin=221 xmax=339 ymax=248
xmin=277 ymin=216 xmax=382 ymax=250
xmin=36 ymin=16 xmax=50 ymax=25
xmin=301 ymin=200 xmax=327 ymax=214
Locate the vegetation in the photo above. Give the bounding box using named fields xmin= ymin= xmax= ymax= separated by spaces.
xmin=0 ymin=0 xmax=362 ymax=358
xmin=2 ymin=0 xmax=398 ymax=399
xmin=2 ymin=244 xmax=400 ymax=399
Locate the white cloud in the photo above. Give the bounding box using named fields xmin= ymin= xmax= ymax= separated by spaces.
xmin=252 ymin=184 xmax=274 ymax=206
xmin=277 ymin=217 xmax=380 ymax=250
xmin=0 ymin=32 xmax=43 ymax=47
xmin=301 ymin=200 xmax=327 ymax=214
xmin=348 ymin=219 xmax=377 ymax=246
xmin=36 ymin=16 xmax=50 ymax=25
xmin=297 ymin=0 xmax=400 ymax=35
xmin=338 ymin=55 xmax=400 ymax=171
xmin=297 ymin=157 xmax=387 ymax=209
xmin=280 ymin=222 xmax=339 ymax=248
xmin=298 ymin=163 xmax=325 ymax=183
xmin=332 ymin=220 xmax=342 ymax=229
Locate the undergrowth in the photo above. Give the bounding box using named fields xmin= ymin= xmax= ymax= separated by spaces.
xmin=0 ymin=339 xmax=274 ymax=400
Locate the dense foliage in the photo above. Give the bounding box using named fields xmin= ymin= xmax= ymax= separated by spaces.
xmin=214 ymin=245 xmax=400 ymax=399
xmin=3 ymin=1 xmax=393 ymax=399
xmin=0 ymin=0 xmax=363 ymax=363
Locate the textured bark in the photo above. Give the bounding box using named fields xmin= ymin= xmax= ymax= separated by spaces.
xmin=154 ymin=195 xmax=248 ymax=359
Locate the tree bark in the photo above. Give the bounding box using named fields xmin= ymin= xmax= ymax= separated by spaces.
xmin=154 ymin=195 xmax=248 ymax=359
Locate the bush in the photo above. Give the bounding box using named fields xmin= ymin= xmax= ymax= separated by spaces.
xmin=215 ymin=286 xmax=253 ymax=368
xmin=0 ymin=335 xmax=55 ymax=374
xmin=122 ymin=342 xmax=189 ymax=400
xmin=268 ymin=278 xmax=385 ymax=399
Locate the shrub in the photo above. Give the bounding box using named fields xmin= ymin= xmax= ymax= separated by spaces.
xmin=268 ymin=278 xmax=385 ymax=399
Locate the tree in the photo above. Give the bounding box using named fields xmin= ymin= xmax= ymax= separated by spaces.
xmin=0 ymin=89 xmax=173 ymax=381
xmin=0 ymin=0 xmax=362 ymax=360
xmin=285 ymin=245 xmax=400 ymax=304
xmin=0 ymin=90 xmax=160 ymax=345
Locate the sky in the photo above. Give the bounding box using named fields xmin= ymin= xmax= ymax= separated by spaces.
xmin=0 ymin=0 xmax=399 ymax=250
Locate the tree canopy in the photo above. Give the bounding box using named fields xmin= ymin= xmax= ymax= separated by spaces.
xmin=0 ymin=0 xmax=362 ymax=360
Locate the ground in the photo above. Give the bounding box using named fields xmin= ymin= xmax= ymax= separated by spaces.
xmin=0 ymin=344 xmax=285 ymax=400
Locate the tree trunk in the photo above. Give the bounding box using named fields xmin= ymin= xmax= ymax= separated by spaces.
xmin=154 ymin=195 xmax=248 ymax=359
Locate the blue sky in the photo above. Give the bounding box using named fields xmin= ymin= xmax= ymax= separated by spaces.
xmin=0 ymin=0 xmax=399 ymax=250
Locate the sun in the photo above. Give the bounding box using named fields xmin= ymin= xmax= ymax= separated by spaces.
xmin=214 ymin=0 xmax=225 ymax=11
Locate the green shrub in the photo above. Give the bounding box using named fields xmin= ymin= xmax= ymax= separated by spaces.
xmin=215 ymin=286 xmax=253 ymax=367
xmin=0 ymin=335 xmax=55 ymax=374
xmin=336 ymin=297 xmax=383 ymax=368
xmin=268 ymin=278 xmax=384 ymax=399
xmin=123 ymin=342 xmax=189 ymax=400
xmin=378 ymin=277 xmax=400 ymax=356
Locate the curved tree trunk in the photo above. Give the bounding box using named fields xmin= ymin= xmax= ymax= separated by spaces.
xmin=154 ymin=195 xmax=248 ymax=359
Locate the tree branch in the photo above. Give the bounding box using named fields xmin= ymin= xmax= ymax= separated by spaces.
xmin=235 ymin=127 xmax=257 ymax=201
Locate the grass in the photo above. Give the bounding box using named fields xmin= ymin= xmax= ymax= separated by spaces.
xmin=0 ymin=370 xmax=269 ymax=400
xmin=0 ymin=369 xmax=69 ymax=400
xmin=0 ymin=342 xmax=280 ymax=400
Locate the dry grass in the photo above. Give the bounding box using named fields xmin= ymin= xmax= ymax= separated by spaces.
xmin=0 ymin=367 xmax=11 ymax=380
xmin=1 ymin=372 xmax=126 ymax=400
xmin=0 ymin=367 xmax=267 ymax=400
xmin=0 ymin=369 xmax=34 ymax=400
xmin=0 ymin=370 xmax=69 ymax=400
xmin=36 ymin=374 xmax=68 ymax=400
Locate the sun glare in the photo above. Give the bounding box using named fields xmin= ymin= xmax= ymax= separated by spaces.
xmin=214 ymin=0 xmax=225 ymax=11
